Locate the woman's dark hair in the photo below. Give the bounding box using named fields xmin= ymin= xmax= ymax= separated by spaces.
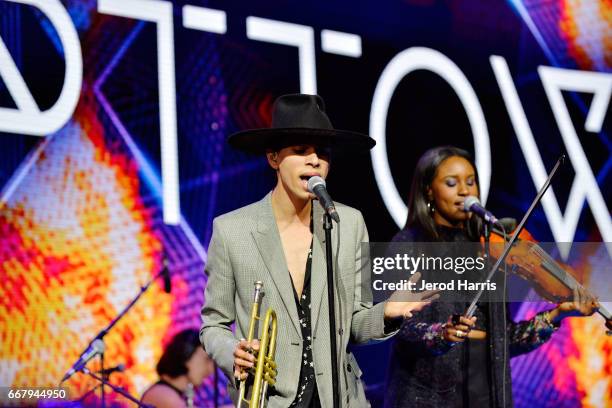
xmin=156 ymin=329 xmax=201 ymax=378
xmin=405 ymin=146 xmax=482 ymax=241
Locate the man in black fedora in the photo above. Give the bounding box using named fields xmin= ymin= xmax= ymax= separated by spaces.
xmin=200 ymin=94 xmax=433 ymax=407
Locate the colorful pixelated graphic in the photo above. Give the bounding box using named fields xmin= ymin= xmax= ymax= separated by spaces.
xmin=0 ymin=106 xmax=169 ymax=397
xmin=0 ymin=96 xmax=225 ymax=405
xmin=511 ymin=245 xmax=612 ymax=408
xmin=560 ymin=0 xmax=611 ymax=71
xmin=512 ymin=0 xmax=611 ymax=71
xmin=0 ymin=0 xmax=237 ymax=405
xmin=512 ymin=302 xmax=612 ymax=408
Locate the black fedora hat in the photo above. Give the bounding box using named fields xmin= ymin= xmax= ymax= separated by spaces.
xmin=227 ymin=94 xmax=375 ymax=154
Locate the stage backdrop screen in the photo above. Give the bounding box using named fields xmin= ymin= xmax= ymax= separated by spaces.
xmin=0 ymin=0 xmax=610 ymax=407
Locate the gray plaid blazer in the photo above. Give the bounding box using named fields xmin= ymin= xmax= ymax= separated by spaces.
xmin=201 ymin=192 xmax=392 ymax=407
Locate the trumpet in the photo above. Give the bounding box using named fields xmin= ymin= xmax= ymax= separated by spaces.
xmin=238 ymin=281 xmax=278 ymax=408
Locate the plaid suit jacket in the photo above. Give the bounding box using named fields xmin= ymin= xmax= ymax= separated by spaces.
xmin=201 ymin=192 xmax=393 ymax=407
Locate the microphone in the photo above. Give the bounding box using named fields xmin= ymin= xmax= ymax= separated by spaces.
xmin=61 ymin=339 xmax=105 ymax=383
xmin=307 ymin=176 xmax=340 ymax=223
xmin=161 ymin=257 xmax=172 ymax=294
xmin=463 ymin=196 xmax=499 ymax=224
xmin=97 ymin=363 xmax=125 ymax=377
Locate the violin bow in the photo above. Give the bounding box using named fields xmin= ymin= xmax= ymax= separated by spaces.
xmin=464 ymin=155 xmax=565 ymax=318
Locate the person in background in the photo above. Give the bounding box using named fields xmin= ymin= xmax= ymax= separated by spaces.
xmin=141 ymin=328 xmax=215 ymax=408
xmin=384 ymin=146 xmax=599 ymax=408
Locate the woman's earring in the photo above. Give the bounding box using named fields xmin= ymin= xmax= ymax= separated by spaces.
xmin=428 ymin=201 xmax=435 ymax=213
xmin=186 ymin=383 xmax=194 ymax=408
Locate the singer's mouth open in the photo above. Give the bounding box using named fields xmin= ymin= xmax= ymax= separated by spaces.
xmin=300 ymin=174 xmax=320 ymax=187
xmin=300 ymin=175 xmax=311 ymax=191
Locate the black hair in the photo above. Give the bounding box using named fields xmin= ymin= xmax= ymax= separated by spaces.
xmin=405 ymin=146 xmax=482 ymax=241
xmin=156 ymin=329 xmax=201 ymax=378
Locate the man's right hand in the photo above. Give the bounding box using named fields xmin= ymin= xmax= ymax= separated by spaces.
xmin=233 ymin=339 xmax=259 ymax=381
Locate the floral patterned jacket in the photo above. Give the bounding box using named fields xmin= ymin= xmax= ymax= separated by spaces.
xmin=384 ymin=226 xmax=559 ymax=408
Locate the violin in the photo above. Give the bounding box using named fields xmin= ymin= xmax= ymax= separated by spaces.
xmin=484 ymin=226 xmax=612 ymax=332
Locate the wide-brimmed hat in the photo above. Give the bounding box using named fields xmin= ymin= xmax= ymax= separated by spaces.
xmin=227 ymin=94 xmax=375 ymax=154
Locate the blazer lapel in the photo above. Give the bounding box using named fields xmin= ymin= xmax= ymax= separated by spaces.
xmin=251 ymin=193 xmax=301 ymax=337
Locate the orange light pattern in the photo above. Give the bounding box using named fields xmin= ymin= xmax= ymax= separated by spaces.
xmin=567 ymin=316 xmax=612 ymax=408
xmin=559 ymin=0 xmax=612 ymax=70
xmin=0 ymin=103 xmax=172 ymax=402
xmin=512 ymin=243 xmax=611 ymax=408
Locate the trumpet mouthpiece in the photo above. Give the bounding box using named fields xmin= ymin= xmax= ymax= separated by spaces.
xmin=253 ymin=281 xmax=264 ymax=303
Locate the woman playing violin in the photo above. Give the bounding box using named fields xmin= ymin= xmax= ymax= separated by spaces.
xmin=384 ymin=146 xmax=599 ymax=408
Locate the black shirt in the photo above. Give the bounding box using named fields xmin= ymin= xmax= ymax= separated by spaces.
xmin=289 ymin=239 xmax=321 ymax=408
xmin=436 ymin=226 xmax=492 ymax=407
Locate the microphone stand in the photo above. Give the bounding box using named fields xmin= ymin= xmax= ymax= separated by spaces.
xmin=100 ymin=351 xmax=105 ymax=407
xmin=464 ymin=155 xmax=565 ymax=318
xmin=483 ymin=221 xmax=491 ymax=263
xmin=214 ymin=363 xmax=219 ymax=408
xmin=63 ymin=266 xmax=169 ymax=406
xmin=81 ymin=368 xmax=154 ymax=408
xmin=323 ymin=213 xmax=340 ymax=408
xmin=75 ymin=365 xmax=121 ymax=404
xmin=460 ymin=156 xmax=565 ymax=408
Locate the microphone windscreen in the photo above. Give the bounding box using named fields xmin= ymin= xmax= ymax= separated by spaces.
xmin=92 ymin=339 xmax=106 ymax=354
xmin=463 ymin=196 xmax=480 ymax=212
xmin=307 ymin=176 xmax=325 ymax=193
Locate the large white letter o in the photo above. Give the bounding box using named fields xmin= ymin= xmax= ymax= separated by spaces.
xmin=370 ymin=47 xmax=491 ymax=227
